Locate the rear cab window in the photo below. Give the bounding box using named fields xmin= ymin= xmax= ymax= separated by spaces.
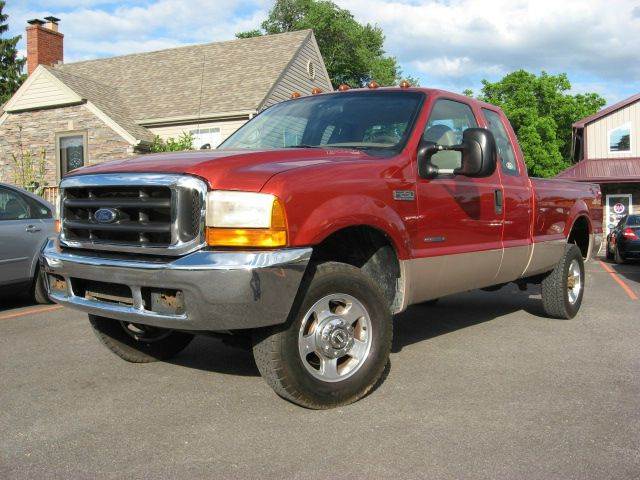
xmin=481 ymin=108 xmax=519 ymax=176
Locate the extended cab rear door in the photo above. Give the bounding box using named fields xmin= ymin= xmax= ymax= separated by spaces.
xmin=411 ymin=97 xmax=503 ymax=302
xmin=479 ymin=108 xmax=533 ymax=283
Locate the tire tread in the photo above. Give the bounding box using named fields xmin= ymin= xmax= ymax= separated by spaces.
xmin=252 ymin=262 xmax=392 ymax=409
xmin=541 ymin=244 xmax=584 ymax=319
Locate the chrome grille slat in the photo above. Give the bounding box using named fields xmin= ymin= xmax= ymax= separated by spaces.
xmin=59 ymin=174 xmax=207 ymax=256
xmin=64 ymin=219 xmax=172 ymax=233
xmin=64 ymin=198 xmax=171 ymax=208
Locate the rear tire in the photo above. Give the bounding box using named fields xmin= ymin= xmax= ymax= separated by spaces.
xmin=541 ymin=244 xmax=585 ymax=319
xmin=89 ymin=315 xmax=194 ymax=363
xmin=252 ymin=262 xmax=392 ymax=409
xmin=605 ymin=241 xmax=614 ymax=261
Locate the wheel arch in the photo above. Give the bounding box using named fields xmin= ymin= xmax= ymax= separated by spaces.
xmin=310 ymin=224 xmax=404 ymax=313
xmin=567 ymin=214 xmax=591 ymax=259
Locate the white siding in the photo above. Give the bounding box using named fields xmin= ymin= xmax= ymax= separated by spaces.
xmin=262 ymin=33 xmax=333 ymax=109
xmin=586 ymin=100 xmax=640 ymax=158
xmin=147 ymin=119 xmax=249 ymax=147
xmin=4 ymin=67 xmax=81 ymax=112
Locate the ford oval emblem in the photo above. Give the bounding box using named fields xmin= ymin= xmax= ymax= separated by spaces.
xmin=94 ymin=208 xmax=118 ymax=224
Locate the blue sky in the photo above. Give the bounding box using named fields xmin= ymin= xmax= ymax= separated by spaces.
xmin=5 ymin=0 xmax=640 ymax=104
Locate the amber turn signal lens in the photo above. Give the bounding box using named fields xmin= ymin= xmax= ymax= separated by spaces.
xmin=367 ymin=81 xmax=379 ymax=89
xmin=54 ymin=219 xmax=61 ymax=233
xmin=291 ymin=91 xmax=301 ymax=99
xmin=206 ymin=198 xmax=288 ymax=248
xmin=206 ymin=228 xmax=287 ymax=248
xmin=311 ymin=87 xmax=323 ymax=95
xmin=338 ymin=84 xmax=350 ymax=91
xmin=399 ymin=80 xmax=411 ymax=88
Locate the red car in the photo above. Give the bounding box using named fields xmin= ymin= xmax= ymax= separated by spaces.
xmin=42 ymin=87 xmax=602 ymax=408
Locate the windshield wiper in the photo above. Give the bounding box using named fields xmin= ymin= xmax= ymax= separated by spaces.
xmin=284 ymin=144 xmax=322 ymax=149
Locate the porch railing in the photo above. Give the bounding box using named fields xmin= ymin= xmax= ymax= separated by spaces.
xmin=41 ymin=186 xmax=59 ymax=205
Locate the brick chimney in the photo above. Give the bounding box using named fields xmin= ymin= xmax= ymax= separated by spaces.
xmin=26 ymin=17 xmax=63 ymax=75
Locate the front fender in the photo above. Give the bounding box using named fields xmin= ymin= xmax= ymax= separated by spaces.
xmin=289 ymin=194 xmax=412 ymax=259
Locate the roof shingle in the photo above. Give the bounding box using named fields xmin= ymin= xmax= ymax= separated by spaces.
xmin=54 ymin=30 xmax=312 ymax=123
xmin=556 ymin=158 xmax=640 ymax=183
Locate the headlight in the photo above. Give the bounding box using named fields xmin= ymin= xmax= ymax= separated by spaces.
xmin=205 ymin=191 xmax=287 ymax=247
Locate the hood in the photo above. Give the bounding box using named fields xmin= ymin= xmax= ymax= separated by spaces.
xmin=71 ymin=148 xmax=366 ymax=191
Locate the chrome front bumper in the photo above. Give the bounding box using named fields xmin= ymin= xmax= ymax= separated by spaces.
xmin=40 ymin=239 xmax=312 ymax=331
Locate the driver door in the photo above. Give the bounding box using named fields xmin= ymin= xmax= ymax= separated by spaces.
xmin=412 ymin=98 xmax=503 ymax=301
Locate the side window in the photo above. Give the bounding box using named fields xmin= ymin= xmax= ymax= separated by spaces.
xmin=24 ymin=195 xmax=52 ymax=219
xmin=482 ymin=108 xmax=518 ymax=175
xmin=0 ymin=188 xmax=32 ymax=221
xmin=423 ymin=99 xmax=477 ymax=170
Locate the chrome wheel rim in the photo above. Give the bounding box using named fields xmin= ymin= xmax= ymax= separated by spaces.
xmin=120 ymin=322 xmax=172 ymax=343
xmin=298 ymin=293 xmax=372 ymax=382
xmin=567 ymin=259 xmax=582 ymax=304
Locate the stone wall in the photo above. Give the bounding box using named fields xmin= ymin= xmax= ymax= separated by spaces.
xmin=0 ymin=104 xmax=135 ymax=187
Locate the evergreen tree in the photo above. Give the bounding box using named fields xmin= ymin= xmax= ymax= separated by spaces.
xmin=0 ymin=1 xmax=26 ymax=105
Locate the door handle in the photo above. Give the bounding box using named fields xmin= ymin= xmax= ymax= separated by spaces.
xmin=25 ymin=224 xmax=42 ymax=233
xmin=494 ymin=189 xmax=503 ymax=215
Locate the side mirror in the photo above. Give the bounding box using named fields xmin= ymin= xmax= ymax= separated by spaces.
xmin=417 ymin=128 xmax=498 ymax=179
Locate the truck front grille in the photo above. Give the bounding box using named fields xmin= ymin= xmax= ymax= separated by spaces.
xmin=59 ymin=174 xmax=207 ymax=256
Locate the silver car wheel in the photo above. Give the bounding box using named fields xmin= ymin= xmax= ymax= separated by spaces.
xmin=298 ymin=293 xmax=373 ymax=382
xmin=567 ymin=259 xmax=582 ymax=304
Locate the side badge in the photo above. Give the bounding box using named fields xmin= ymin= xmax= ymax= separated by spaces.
xmin=393 ymin=190 xmax=415 ymax=201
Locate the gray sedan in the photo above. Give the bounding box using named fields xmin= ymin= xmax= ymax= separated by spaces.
xmin=0 ymin=183 xmax=55 ymax=303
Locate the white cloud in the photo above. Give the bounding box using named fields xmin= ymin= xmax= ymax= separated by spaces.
xmin=338 ymin=0 xmax=640 ymax=96
xmin=5 ymin=0 xmax=640 ymax=101
xmin=7 ymin=0 xmax=270 ymax=60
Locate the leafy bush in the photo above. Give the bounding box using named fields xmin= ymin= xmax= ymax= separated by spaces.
xmin=10 ymin=147 xmax=47 ymax=195
xmin=150 ymin=132 xmax=194 ymax=152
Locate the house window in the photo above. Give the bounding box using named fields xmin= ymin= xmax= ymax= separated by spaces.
xmin=190 ymin=127 xmax=221 ymax=149
xmin=57 ymin=132 xmax=87 ymax=178
xmin=609 ymin=123 xmax=631 ymax=152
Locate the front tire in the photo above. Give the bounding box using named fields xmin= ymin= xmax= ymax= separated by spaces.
xmin=32 ymin=266 xmax=51 ymax=304
xmin=89 ymin=315 xmax=194 ymax=363
xmin=252 ymin=262 xmax=392 ymax=409
xmin=541 ymin=244 xmax=585 ymax=319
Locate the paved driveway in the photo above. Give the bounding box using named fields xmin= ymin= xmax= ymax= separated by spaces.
xmin=1 ymin=259 xmax=639 ymax=479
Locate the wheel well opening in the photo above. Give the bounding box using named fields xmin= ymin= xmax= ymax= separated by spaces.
xmin=568 ymin=216 xmax=590 ymax=258
xmin=311 ymin=226 xmax=401 ymax=312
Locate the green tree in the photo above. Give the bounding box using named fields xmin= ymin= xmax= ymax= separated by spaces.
xmin=479 ymin=70 xmax=605 ymax=177
xmin=0 ymin=1 xmax=26 ymax=105
xmin=236 ymin=0 xmax=401 ymax=87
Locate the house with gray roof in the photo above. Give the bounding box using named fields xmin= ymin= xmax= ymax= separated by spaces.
xmin=0 ymin=18 xmax=332 ymax=190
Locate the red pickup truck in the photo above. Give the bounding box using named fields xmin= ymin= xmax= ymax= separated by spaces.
xmin=42 ymin=87 xmax=602 ymax=409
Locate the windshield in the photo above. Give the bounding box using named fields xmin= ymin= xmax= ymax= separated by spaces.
xmin=626 ymin=215 xmax=640 ymax=226
xmin=220 ymin=91 xmax=424 ymax=154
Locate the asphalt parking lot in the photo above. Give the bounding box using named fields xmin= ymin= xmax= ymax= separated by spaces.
xmin=1 ymin=258 xmax=639 ymax=479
